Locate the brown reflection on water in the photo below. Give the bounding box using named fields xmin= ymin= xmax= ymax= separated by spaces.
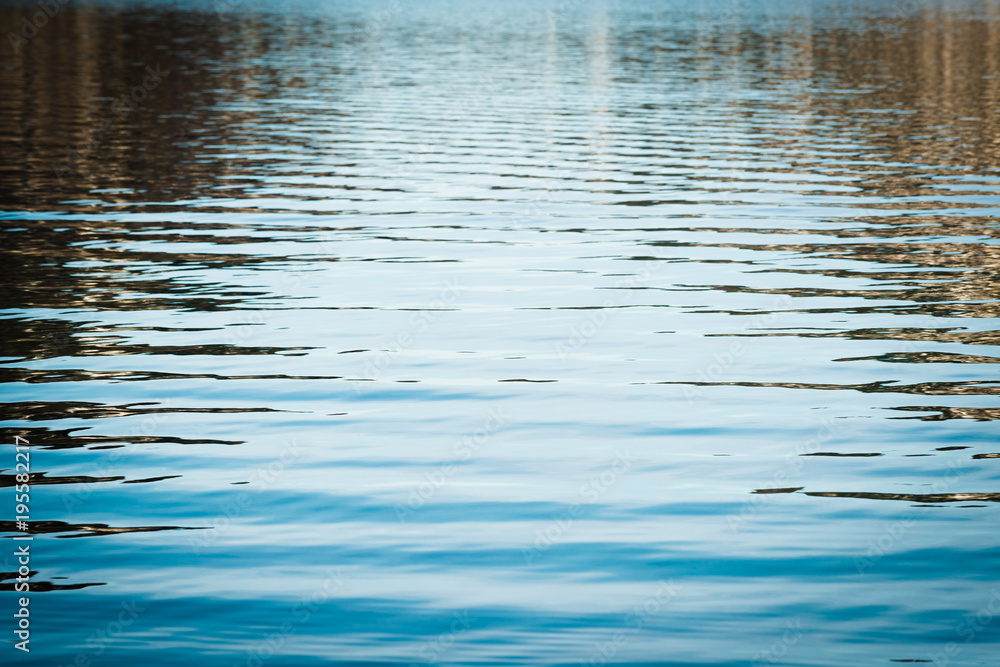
xmin=639 ymin=237 xmax=1000 ymax=319
xmin=0 ymin=472 xmax=123 ymax=487
xmin=0 ymin=571 xmax=104 ymax=592
xmin=653 ymin=379 xmax=1000 ymax=421
xmin=0 ymin=316 xmax=316 ymax=362
xmin=0 ymin=400 xmax=290 ymax=421
xmin=717 ymin=326 xmax=1000 ymax=347
xmin=0 ymin=4 xmax=298 ymax=210
xmin=1 ymin=3 xmax=999 ymax=206
xmin=0 ymin=470 xmax=182 ymax=486
xmin=811 ymin=5 xmax=1000 ymax=176
xmin=0 ymin=426 xmax=242 ymax=450
xmin=0 ymin=367 xmax=342 ymax=383
xmin=654 ymin=379 xmax=1000 ymax=395
xmin=753 ymin=487 xmax=1000 ymax=503
xmin=889 ymin=406 xmax=1000 ymax=421
xmin=0 ymin=222 xmax=288 ymax=313
xmin=803 ymin=491 xmax=1000 ymax=503
xmin=834 ymin=351 xmax=1000 ymax=364
xmin=0 ymin=519 xmax=200 ymax=538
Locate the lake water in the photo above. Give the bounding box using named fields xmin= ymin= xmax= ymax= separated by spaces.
xmin=1 ymin=0 xmax=999 ymax=665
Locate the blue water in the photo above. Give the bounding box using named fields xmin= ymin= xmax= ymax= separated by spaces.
xmin=1 ymin=0 xmax=999 ymax=665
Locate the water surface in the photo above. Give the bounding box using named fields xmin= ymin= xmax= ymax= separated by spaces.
xmin=1 ymin=1 xmax=999 ymax=665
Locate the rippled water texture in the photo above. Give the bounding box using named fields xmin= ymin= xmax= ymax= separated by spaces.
xmin=2 ymin=0 xmax=1000 ymax=664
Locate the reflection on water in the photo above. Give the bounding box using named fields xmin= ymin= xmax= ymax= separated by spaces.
xmin=1 ymin=0 xmax=999 ymax=665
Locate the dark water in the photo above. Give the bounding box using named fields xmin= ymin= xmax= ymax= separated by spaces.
xmin=1 ymin=0 xmax=1000 ymax=665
